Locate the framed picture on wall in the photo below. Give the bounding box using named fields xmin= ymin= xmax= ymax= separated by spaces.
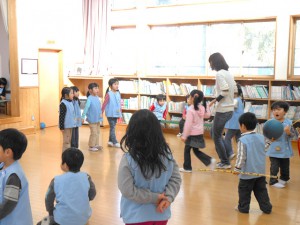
xmin=21 ymin=58 xmax=38 ymax=74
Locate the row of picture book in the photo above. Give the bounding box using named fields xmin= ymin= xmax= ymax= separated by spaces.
xmin=118 ymin=80 xmax=300 ymax=101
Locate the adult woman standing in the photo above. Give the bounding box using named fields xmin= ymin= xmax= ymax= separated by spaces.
xmin=208 ymin=53 xmax=236 ymax=169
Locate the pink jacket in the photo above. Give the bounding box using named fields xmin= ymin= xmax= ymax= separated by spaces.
xmin=182 ymin=104 xmax=211 ymax=139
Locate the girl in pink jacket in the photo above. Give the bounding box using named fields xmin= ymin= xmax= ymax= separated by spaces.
xmin=179 ymin=90 xmax=216 ymax=173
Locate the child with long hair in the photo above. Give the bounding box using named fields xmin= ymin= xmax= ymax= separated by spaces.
xmin=70 ymin=86 xmax=82 ymax=148
xmin=102 ymin=78 xmax=122 ymax=148
xmin=81 ymin=83 xmax=103 ymax=152
xmin=177 ymin=94 xmax=191 ymax=137
xmin=180 ymin=89 xmax=216 ymax=172
xmin=118 ymin=109 xmax=181 ymax=225
xmin=224 ymin=83 xmax=244 ymax=160
xmin=59 ymin=87 xmax=75 ymax=151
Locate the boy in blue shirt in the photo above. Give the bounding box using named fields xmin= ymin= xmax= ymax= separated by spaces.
xmin=233 ymin=112 xmax=272 ymax=214
xmin=266 ymin=101 xmax=295 ymax=188
xmin=37 ymin=148 xmax=96 ymax=225
xmin=0 ymin=128 xmax=33 ymax=225
xmin=149 ymin=94 xmax=168 ymax=121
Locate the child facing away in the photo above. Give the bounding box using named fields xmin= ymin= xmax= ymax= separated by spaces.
xmin=180 ymin=90 xmax=216 ymax=173
xmin=266 ymin=101 xmax=295 ymax=188
xmin=233 ymin=112 xmax=272 ymax=214
xmin=81 ymin=83 xmax=103 ymax=152
xmin=0 ymin=77 xmax=7 ymax=100
xmin=224 ymin=83 xmax=244 ymax=160
xmin=37 ymin=148 xmax=96 ymax=225
xmin=177 ymin=94 xmax=191 ymax=137
xmin=149 ymin=94 xmax=168 ymax=122
xmin=70 ymin=86 xmax=82 ymax=148
xmin=0 ymin=128 xmax=33 ymax=225
xmin=102 ymin=78 xmax=122 ymax=148
xmin=59 ymin=87 xmax=76 ymax=151
xmin=118 ymin=109 xmax=181 ymax=225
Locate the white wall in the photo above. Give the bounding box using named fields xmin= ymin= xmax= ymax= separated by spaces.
xmin=16 ymin=0 xmax=83 ymax=86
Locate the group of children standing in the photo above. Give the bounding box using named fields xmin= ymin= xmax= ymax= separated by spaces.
xmin=59 ymin=78 xmax=122 ymax=152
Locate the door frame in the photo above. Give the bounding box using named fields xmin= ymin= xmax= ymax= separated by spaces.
xmin=38 ymin=48 xmax=63 ymax=126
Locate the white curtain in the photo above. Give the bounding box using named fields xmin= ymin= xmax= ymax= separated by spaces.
xmin=82 ymin=0 xmax=108 ymax=75
xmin=0 ymin=0 xmax=8 ymax=33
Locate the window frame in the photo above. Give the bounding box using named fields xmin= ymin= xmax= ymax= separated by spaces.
xmin=288 ymin=16 xmax=300 ymax=79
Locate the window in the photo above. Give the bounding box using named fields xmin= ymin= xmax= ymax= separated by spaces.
xmin=147 ymin=25 xmax=206 ymax=75
xmin=112 ymin=0 xmax=136 ymax=9
xmin=109 ymin=27 xmax=137 ymax=75
xmin=294 ymin=19 xmax=300 ymax=75
xmin=146 ymin=0 xmax=233 ymax=7
xmin=146 ymin=21 xmax=275 ymax=76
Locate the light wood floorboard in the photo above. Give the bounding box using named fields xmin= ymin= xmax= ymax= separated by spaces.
xmin=20 ymin=126 xmax=300 ymax=225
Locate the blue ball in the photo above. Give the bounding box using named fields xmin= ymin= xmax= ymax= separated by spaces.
xmin=40 ymin=122 xmax=46 ymax=129
xmin=263 ymin=119 xmax=284 ymax=140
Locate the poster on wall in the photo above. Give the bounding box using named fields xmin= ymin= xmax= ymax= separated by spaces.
xmin=19 ymin=58 xmax=39 ymax=87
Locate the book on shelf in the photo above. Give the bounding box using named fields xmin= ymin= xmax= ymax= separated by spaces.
xmin=121 ymin=97 xmax=138 ymax=109
xmin=119 ymin=112 xmax=133 ymax=124
xmin=201 ymin=85 xmax=215 ymax=97
xmin=168 ymin=101 xmax=186 ymax=113
xmin=271 ymin=85 xmax=300 ymax=100
xmin=168 ymin=116 xmax=181 ymax=129
xmin=140 ymin=80 xmax=166 ymax=95
xmin=242 ymin=85 xmax=268 ymax=99
xmin=140 ymin=96 xmax=156 ymax=109
xmin=168 ymin=82 xmax=197 ymax=95
xmin=244 ymin=102 xmax=268 ymax=119
xmin=118 ymin=80 xmax=139 ymax=93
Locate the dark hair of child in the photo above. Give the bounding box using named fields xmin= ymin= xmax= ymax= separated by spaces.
xmin=189 ymin=89 xmax=206 ymax=111
xmin=105 ymin=78 xmax=119 ymax=94
xmin=208 ymin=52 xmax=229 ymax=71
xmin=0 ymin=128 xmax=27 ymax=160
xmin=0 ymin=78 xmax=7 ymax=86
xmin=238 ymin=112 xmax=258 ymax=131
xmin=120 ymin=109 xmax=172 ymax=179
xmin=70 ymin=86 xmax=79 ymax=101
xmin=60 ymin=87 xmax=72 ymax=101
xmin=156 ymin=94 xmax=166 ymax=102
xmin=87 ymin=82 xmax=99 ymax=97
xmin=271 ymin=101 xmax=289 ymax=112
xmin=62 ymin=148 xmax=84 ymax=172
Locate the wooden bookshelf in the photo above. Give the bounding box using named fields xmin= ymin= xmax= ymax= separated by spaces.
xmin=67 ymin=76 xmax=300 ymax=137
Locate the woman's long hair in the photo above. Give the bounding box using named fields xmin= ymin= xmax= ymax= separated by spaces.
xmin=120 ymin=109 xmax=172 ymax=179
xmin=208 ymin=52 xmax=229 ymax=71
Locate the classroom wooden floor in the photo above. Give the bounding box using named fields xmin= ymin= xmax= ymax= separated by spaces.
xmin=20 ymin=125 xmax=300 ymax=225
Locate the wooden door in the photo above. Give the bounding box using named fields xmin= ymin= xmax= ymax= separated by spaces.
xmin=38 ymin=49 xmax=63 ymax=127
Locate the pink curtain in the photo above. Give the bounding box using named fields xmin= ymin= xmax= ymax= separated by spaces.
xmin=82 ymin=0 xmax=108 ymax=75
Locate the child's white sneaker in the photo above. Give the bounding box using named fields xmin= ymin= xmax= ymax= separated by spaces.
xmin=114 ymin=143 xmax=121 ymax=148
xmin=271 ymin=182 xmax=285 ymax=188
xmin=179 ymin=168 xmax=192 ymax=173
xmin=278 ymin=179 xmax=287 ymax=185
xmin=89 ymin=146 xmax=99 ymax=152
xmin=177 ymin=133 xmax=182 ymax=137
xmin=108 ymin=142 xmax=114 ymax=147
xmin=95 ymin=145 xmax=103 ymax=150
xmin=208 ymin=158 xmax=217 ymax=170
